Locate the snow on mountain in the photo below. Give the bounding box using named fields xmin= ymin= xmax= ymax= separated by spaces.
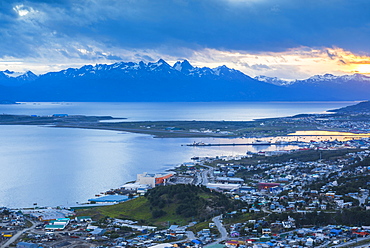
xmin=16 ymin=71 xmax=38 ymax=81
xmin=341 ymin=73 xmax=370 ymax=82
xmin=43 ymin=59 xmax=245 ymax=80
xmin=300 ymin=73 xmax=370 ymax=83
xmin=0 ymin=59 xmax=369 ymax=102
xmin=305 ymin=73 xmax=339 ymax=82
xmin=0 ymin=70 xmax=38 ymax=86
xmin=257 ymin=73 xmax=370 ymax=86
xmin=3 ymin=70 xmax=24 ymax=78
xmin=173 ymin=60 xmax=194 ymax=73
xmin=254 ymin=75 xmax=293 ymax=86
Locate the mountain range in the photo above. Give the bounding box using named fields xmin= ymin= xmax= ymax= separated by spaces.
xmin=0 ymin=59 xmax=369 ymax=101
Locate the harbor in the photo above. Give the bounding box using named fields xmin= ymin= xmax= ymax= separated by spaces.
xmin=186 ymin=140 xmax=307 ymax=147
xmin=187 ymin=142 xmax=276 ymax=146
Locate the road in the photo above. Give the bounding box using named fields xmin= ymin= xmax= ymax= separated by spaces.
xmin=194 ymin=165 xmax=214 ymax=186
xmin=205 ymin=215 xmax=228 ymax=247
xmin=356 ymin=192 xmax=369 ymax=206
xmin=331 ymin=236 xmax=370 ymax=248
xmin=186 ymin=230 xmax=196 ymax=240
xmin=3 ymin=220 xmax=36 ymax=247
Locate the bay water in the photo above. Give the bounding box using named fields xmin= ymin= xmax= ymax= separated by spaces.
xmin=0 ymin=101 xmax=356 ymax=207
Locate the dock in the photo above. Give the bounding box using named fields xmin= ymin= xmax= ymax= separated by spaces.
xmin=187 ymin=142 xmax=278 ymax=147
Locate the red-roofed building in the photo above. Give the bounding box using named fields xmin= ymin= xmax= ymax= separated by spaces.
xmin=258 ymin=182 xmax=280 ymax=190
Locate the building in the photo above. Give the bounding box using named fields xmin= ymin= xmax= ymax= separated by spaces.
xmin=17 ymin=242 xmax=38 ymax=248
xmin=257 ymin=182 xmax=280 ymax=190
xmin=215 ymin=177 xmax=244 ymax=184
xmin=206 ymin=183 xmax=241 ymax=191
xmin=136 ymin=172 xmax=173 ymax=187
xmin=88 ymin=195 xmax=129 ymax=203
xmin=75 ymin=216 xmax=92 ymax=223
xmin=121 ymin=183 xmax=150 ymax=194
xmin=45 ymin=218 xmax=70 ymax=230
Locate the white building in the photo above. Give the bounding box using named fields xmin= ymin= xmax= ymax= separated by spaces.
xmin=136 ymin=172 xmax=173 ymax=187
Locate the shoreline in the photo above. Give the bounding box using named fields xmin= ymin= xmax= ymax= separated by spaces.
xmin=7 ymin=132 xmax=370 ymax=210
xmin=2 ymin=100 xmax=370 ymax=208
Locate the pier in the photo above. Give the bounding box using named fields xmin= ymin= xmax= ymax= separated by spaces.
xmin=187 ymin=142 xmax=280 ymax=147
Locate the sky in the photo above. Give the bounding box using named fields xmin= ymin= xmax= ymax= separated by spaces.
xmin=1 ymin=0 xmax=370 ymax=80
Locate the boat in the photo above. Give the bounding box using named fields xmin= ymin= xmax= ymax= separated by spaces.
xmin=187 ymin=141 xmax=209 ymax=146
xmin=252 ymin=140 xmax=271 ymax=145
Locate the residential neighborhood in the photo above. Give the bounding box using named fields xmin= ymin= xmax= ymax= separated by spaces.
xmin=2 ymin=135 xmax=370 ymax=247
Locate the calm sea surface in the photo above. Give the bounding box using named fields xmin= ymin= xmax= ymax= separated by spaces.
xmin=0 ymin=102 xmax=356 ymax=208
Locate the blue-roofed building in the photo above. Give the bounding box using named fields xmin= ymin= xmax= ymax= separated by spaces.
xmin=17 ymin=242 xmax=38 ymax=248
xmin=88 ymin=195 xmax=129 ymax=203
xmin=90 ymin=228 xmax=106 ymax=236
xmin=330 ymin=229 xmax=342 ymax=236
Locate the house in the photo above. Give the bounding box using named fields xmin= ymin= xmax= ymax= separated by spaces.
xmin=239 ymin=187 xmax=256 ymax=194
xmin=75 ymin=216 xmax=92 ymax=223
xmin=306 ymin=237 xmax=314 ymax=246
xmin=330 ymin=229 xmax=342 ymax=236
xmin=168 ymin=225 xmax=186 ymax=234
xmin=257 ymin=182 xmax=280 ymax=190
xmin=225 ymin=240 xmax=245 ymax=247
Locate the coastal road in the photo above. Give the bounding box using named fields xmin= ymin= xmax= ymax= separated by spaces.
xmin=195 ymin=164 xmax=214 ymax=186
xmin=194 ymin=165 xmax=213 ymax=186
xmin=3 ymin=220 xmax=36 ymax=247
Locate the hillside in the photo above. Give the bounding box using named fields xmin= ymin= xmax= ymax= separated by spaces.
xmin=329 ymin=100 xmax=370 ymax=113
xmin=77 ymin=184 xmax=244 ymax=227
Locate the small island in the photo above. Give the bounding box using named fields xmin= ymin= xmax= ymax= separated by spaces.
xmin=0 ymin=100 xmax=19 ymax=104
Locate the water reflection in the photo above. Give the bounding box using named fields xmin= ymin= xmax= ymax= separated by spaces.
xmin=288 ymin=130 xmax=370 ymax=141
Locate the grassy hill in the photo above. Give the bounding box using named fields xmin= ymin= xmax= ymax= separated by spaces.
xmin=329 ymin=100 xmax=370 ymax=113
xmin=77 ymin=184 xmax=244 ymax=227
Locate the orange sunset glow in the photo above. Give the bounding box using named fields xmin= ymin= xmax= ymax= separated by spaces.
xmin=355 ymin=64 xmax=370 ymax=74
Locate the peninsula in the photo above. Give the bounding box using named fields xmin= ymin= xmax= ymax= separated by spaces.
xmin=0 ymin=101 xmax=369 ymax=138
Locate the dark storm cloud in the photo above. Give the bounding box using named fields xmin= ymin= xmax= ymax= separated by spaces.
xmin=1 ymin=0 xmax=370 ymax=59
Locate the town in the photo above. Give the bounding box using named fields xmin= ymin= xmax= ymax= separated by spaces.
xmin=2 ymin=134 xmax=370 ymax=248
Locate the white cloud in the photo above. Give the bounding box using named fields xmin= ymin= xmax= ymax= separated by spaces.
xmin=0 ymin=38 xmax=370 ymax=80
xmin=186 ymin=47 xmax=370 ymax=80
xmin=13 ymin=4 xmax=38 ymax=17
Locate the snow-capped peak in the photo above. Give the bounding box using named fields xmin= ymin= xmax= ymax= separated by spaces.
xmin=173 ymin=60 xmax=194 ymax=73
xmin=213 ymin=65 xmax=229 ymax=76
xmin=254 ymin=75 xmax=293 ymax=86
xmin=341 ymin=73 xmax=370 ymax=82
xmin=16 ymin=71 xmax=38 ymax=81
xmin=306 ymin=74 xmax=339 ymax=82
xmin=303 ymin=73 xmax=370 ymax=83
xmin=148 ymin=59 xmax=171 ymax=71
xmin=2 ymin=70 xmax=24 ymax=78
xmin=173 ymin=61 xmax=182 ymax=71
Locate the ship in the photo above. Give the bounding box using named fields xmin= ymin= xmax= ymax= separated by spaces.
xmin=252 ymin=140 xmax=271 ymax=145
